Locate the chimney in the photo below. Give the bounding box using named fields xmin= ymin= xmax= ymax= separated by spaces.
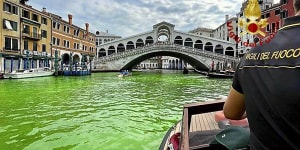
xmin=85 ymin=23 xmax=89 ymax=35
xmin=42 ymin=7 xmax=46 ymax=12
xmin=225 ymin=15 xmax=229 ymax=22
xmin=68 ymin=14 xmax=73 ymax=25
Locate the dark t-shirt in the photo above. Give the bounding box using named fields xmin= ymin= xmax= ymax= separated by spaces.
xmin=232 ymin=16 xmax=300 ymax=149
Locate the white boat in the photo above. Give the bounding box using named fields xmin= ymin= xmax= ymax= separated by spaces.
xmin=4 ymin=67 xmax=54 ymax=79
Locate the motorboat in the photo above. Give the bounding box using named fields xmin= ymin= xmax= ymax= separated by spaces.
xmin=3 ymin=67 xmax=54 ymax=79
xmin=159 ymin=98 xmax=249 ymax=150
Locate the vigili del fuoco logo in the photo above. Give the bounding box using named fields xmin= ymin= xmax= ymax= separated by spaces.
xmin=227 ymin=0 xmax=276 ymax=47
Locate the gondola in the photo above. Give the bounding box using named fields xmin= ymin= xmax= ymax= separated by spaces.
xmin=206 ymin=72 xmax=234 ymax=78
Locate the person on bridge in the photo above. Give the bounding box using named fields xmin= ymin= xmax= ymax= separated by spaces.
xmin=223 ymin=0 xmax=300 ymax=149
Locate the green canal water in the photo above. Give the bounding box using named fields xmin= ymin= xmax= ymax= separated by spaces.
xmin=0 ymin=70 xmax=232 ymax=150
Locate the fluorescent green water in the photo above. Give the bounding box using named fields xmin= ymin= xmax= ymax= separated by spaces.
xmin=0 ymin=70 xmax=232 ymax=150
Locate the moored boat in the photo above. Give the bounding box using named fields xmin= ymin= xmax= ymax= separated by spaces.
xmin=159 ymin=98 xmax=249 ymax=150
xmin=206 ymin=70 xmax=235 ymax=78
xmin=194 ymin=69 xmax=209 ymax=76
xmin=206 ymin=72 xmax=234 ymax=78
xmin=3 ymin=67 xmax=54 ymax=79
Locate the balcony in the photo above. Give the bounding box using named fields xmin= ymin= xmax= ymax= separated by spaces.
xmin=3 ymin=47 xmax=19 ymax=53
xmin=22 ymin=32 xmax=41 ymax=40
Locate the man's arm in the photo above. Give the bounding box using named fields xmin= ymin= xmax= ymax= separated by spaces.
xmin=223 ymin=87 xmax=246 ymax=120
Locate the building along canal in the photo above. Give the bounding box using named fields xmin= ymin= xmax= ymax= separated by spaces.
xmin=0 ymin=70 xmax=232 ymax=150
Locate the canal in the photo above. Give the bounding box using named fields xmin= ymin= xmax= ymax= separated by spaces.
xmin=0 ymin=70 xmax=232 ymax=150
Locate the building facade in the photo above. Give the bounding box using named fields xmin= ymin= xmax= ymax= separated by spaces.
xmin=0 ymin=0 xmax=96 ymax=74
xmin=47 ymin=13 xmax=96 ymax=70
xmin=0 ymin=0 xmax=52 ymax=73
xmin=95 ymin=31 xmax=121 ymax=57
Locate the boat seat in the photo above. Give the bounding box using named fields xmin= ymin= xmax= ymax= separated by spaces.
xmin=189 ymin=127 xmax=250 ymax=150
xmin=189 ymin=129 xmax=225 ymax=149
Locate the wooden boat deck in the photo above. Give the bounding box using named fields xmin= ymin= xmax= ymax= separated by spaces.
xmin=162 ymin=112 xmax=220 ymax=150
xmin=190 ymin=112 xmax=219 ymax=132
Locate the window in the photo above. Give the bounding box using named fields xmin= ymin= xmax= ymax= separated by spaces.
xmin=266 ymin=24 xmax=270 ymax=32
xmin=52 ymin=37 xmax=56 ymax=45
xmin=64 ymin=25 xmax=70 ymax=33
xmin=74 ymin=43 xmax=77 ymax=49
xmin=3 ymin=20 xmax=17 ymax=31
xmin=63 ymin=40 xmax=70 ymax=48
xmin=281 ymin=10 xmax=288 ymax=19
xmin=12 ymin=38 xmax=18 ymax=50
xmin=41 ymin=30 xmax=47 ymax=38
xmin=32 ymin=13 xmax=38 ymax=22
xmin=74 ymin=29 xmax=79 ymax=36
xmin=42 ymin=44 xmax=46 ymax=52
xmin=275 ymin=9 xmax=280 ymax=15
xmin=42 ymin=17 xmax=47 ymax=25
xmin=3 ymin=20 xmax=12 ymax=30
xmin=4 ymin=3 xmax=11 ymax=12
xmin=11 ymin=21 xmax=17 ymax=31
xmin=271 ymin=23 xmax=276 ymax=32
xmin=57 ymin=38 xmax=60 ymax=46
xmin=33 ymin=27 xmax=38 ymax=38
xmin=57 ymin=23 xmax=60 ymax=30
xmin=24 ymin=40 xmax=28 ymax=50
xmin=23 ymin=25 xmax=30 ymax=34
xmin=5 ymin=37 xmax=12 ymax=50
xmin=4 ymin=3 xmax=18 ymax=15
xmin=52 ymin=22 xmax=60 ymax=29
xmin=23 ymin=10 xmax=30 ymax=19
xmin=33 ymin=42 xmax=37 ymax=51
xmin=266 ymin=13 xmax=270 ymax=18
xmin=12 ymin=6 xmax=18 ymax=15
xmin=5 ymin=37 xmax=18 ymax=51
xmin=52 ymin=22 xmax=56 ymax=28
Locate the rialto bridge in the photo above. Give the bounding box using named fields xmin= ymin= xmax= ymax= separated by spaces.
xmin=93 ymin=21 xmax=240 ymax=71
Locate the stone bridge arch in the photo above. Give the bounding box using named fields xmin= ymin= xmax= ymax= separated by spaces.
xmin=93 ymin=44 xmax=239 ymax=71
xmin=121 ymin=50 xmax=208 ymax=71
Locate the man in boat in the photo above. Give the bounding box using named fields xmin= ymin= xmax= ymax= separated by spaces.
xmin=223 ymin=0 xmax=300 ymax=149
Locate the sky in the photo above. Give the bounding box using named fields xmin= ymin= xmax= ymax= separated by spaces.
xmin=27 ymin=0 xmax=281 ymax=38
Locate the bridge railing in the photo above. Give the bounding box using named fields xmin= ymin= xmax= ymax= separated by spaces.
xmin=94 ymin=43 xmax=239 ymax=64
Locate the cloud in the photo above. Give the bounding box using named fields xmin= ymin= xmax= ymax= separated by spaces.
xmin=28 ymin=0 xmax=241 ymax=37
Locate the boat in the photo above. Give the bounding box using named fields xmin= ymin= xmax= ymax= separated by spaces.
xmin=194 ymin=69 xmax=209 ymax=76
xmin=159 ymin=98 xmax=249 ymax=150
xmin=118 ymin=70 xmax=131 ymax=77
xmin=206 ymin=70 xmax=235 ymax=79
xmin=3 ymin=67 xmax=54 ymax=79
xmin=183 ymin=67 xmax=189 ymax=74
xmin=63 ymin=66 xmax=91 ymax=76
